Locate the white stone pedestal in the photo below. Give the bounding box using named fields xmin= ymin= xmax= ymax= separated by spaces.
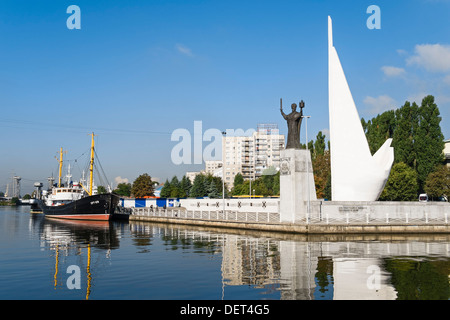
xmin=279 ymin=149 xmax=317 ymax=223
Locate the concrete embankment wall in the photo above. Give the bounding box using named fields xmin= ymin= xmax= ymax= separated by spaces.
xmin=308 ymin=200 xmax=449 ymax=222
xmin=126 ymin=198 xmax=450 ymax=234
xmin=129 ymin=214 xmax=450 ymax=234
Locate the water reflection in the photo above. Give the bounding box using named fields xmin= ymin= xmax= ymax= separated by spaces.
xmin=29 ymin=214 xmax=124 ymax=299
xmin=27 ymin=212 xmax=450 ymax=300
xmin=130 ymin=222 xmax=450 ymax=300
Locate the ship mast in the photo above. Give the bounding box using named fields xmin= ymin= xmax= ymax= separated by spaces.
xmin=89 ymin=133 xmax=96 ymax=196
xmin=56 ymin=147 xmax=67 ymax=188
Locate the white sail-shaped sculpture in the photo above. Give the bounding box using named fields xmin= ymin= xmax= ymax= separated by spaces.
xmin=328 ymin=16 xmax=393 ymax=201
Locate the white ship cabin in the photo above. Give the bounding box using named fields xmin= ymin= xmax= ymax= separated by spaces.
xmin=44 ymin=182 xmax=87 ymax=206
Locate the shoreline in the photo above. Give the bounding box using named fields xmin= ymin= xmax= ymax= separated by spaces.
xmin=129 ymin=214 xmax=450 ymax=234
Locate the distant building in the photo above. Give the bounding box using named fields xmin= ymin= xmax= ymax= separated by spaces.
xmin=185 ymin=161 xmax=223 ymax=184
xmin=222 ymin=124 xmax=285 ymax=189
xmin=184 ymin=124 xmax=285 ymax=190
xmin=204 ymin=160 xmax=223 ymax=177
xmin=186 ymin=171 xmax=201 ymax=183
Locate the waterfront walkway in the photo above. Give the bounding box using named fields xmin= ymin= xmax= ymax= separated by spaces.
xmin=129 ymin=207 xmax=450 ymax=234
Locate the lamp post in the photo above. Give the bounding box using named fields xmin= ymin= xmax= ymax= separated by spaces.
xmin=302 ymin=115 xmax=311 ymax=222
xmin=222 ymin=131 xmax=226 ymax=215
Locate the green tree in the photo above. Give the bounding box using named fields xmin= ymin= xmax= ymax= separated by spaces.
xmin=97 ymin=186 xmax=107 ymax=194
xmin=234 ymin=180 xmax=250 ymax=196
xmin=379 ymin=162 xmax=419 ymax=201
xmin=424 ymin=165 xmax=450 ymax=200
xmin=234 ymin=173 xmax=244 ymax=186
xmin=169 ymin=176 xmax=184 ymax=198
xmin=231 ymin=171 xmax=280 ymax=197
xmin=312 ymin=150 xmax=331 ymax=199
xmin=415 ymin=95 xmax=445 ymax=192
xmin=363 ymin=95 xmax=445 ymax=197
xmin=313 ymin=131 xmax=327 ymax=159
xmin=11 ymin=197 xmax=20 ymax=205
xmin=190 ymin=174 xmax=207 ymax=197
xmin=160 ymin=179 xmax=171 ymax=198
xmin=188 ymin=173 xmax=224 ymax=198
xmin=206 ymin=174 xmax=225 ymax=198
xmin=392 ymin=101 xmax=419 ymax=168
xmin=131 ymin=173 xmax=154 ymax=198
xmin=180 ymin=175 xmax=192 ymax=197
xmin=363 ymin=110 xmax=396 ymax=155
xmin=113 ymin=183 xmax=132 ymax=197
xmin=260 ymin=167 xmax=280 ymax=196
xmin=273 ymin=171 xmax=280 ymax=195
xmin=206 ymin=179 xmax=220 ymax=198
xmin=232 ymin=173 xmax=244 ymax=195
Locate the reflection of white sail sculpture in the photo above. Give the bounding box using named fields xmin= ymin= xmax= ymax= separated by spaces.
xmin=328 ymin=16 xmax=394 ymax=201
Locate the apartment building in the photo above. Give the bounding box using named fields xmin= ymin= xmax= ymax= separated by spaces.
xmin=222 ymin=124 xmax=285 ymax=188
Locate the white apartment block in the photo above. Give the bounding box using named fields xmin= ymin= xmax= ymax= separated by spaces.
xmin=204 ymin=160 xmax=223 ymax=176
xmin=222 ymin=124 xmax=285 ymax=189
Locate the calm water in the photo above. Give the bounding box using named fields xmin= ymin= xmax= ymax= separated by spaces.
xmin=1 ymin=205 xmax=449 ymax=300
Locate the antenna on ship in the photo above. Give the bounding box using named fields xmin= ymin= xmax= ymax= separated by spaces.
xmin=65 ymin=164 xmax=72 ymax=187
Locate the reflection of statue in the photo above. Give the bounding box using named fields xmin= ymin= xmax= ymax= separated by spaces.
xmin=280 ymin=98 xmax=304 ymax=149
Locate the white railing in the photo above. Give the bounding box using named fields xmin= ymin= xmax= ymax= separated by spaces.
xmin=305 ymin=211 xmax=449 ymax=225
xmin=131 ymin=207 xmax=281 ymax=223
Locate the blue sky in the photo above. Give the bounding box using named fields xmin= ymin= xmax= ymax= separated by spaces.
xmin=1 ymin=0 xmax=449 ymax=194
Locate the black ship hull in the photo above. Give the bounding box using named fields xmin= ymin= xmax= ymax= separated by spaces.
xmin=38 ymin=193 xmax=120 ymax=221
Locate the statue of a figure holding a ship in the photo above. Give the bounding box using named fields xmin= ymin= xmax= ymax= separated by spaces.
xmin=280 ymin=98 xmax=304 ymax=149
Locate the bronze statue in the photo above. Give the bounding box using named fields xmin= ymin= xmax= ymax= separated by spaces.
xmin=280 ymin=98 xmax=304 ymax=149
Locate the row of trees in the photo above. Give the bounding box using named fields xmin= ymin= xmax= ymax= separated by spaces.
xmin=112 ymin=173 xmax=227 ymax=199
xmin=362 ymin=95 xmax=447 ymax=200
xmin=161 ymin=174 xmax=225 ymax=198
xmin=232 ymin=169 xmax=280 ymax=197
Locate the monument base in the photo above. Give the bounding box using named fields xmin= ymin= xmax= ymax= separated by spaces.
xmin=280 ymin=149 xmax=317 ymax=223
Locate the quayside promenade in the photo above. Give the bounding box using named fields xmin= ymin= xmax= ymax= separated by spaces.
xmin=128 ymin=199 xmax=450 ymax=234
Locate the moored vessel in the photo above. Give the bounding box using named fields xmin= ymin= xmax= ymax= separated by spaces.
xmin=38 ymin=133 xmax=121 ymax=221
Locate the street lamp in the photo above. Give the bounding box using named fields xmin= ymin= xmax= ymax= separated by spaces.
xmin=222 ymin=131 xmax=226 ymax=215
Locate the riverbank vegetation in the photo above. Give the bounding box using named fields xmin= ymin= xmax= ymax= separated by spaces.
xmin=0 ymin=197 xmax=20 ymax=206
